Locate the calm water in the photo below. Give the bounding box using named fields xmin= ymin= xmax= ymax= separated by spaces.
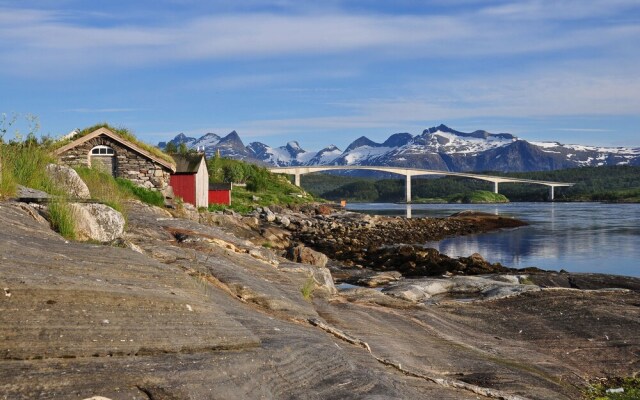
xmin=346 ymin=202 xmax=640 ymax=277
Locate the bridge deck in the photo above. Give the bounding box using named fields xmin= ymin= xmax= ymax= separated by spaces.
xmin=268 ymin=165 xmax=575 ymax=187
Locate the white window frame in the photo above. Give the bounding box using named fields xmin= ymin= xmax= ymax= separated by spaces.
xmin=90 ymin=145 xmax=115 ymax=156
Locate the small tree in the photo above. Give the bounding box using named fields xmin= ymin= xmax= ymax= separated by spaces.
xmin=165 ymin=142 xmax=178 ymax=154
xmin=223 ymin=164 xmax=244 ymax=183
xmin=247 ymin=166 xmax=269 ymax=192
xmin=178 ymin=142 xmax=188 ymax=155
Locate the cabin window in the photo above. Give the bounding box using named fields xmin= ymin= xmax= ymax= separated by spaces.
xmin=91 ymin=145 xmax=115 ymax=156
xmin=89 ymin=145 xmax=117 ymax=176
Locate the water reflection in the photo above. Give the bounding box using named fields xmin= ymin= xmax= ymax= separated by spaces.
xmin=346 ymin=202 xmax=640 ymax=277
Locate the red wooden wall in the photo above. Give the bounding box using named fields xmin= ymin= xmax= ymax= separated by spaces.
xmin=170 ymin=174 xmax=196 ymax=206
xmin=209 ymin=190 xmax=231 ymax=205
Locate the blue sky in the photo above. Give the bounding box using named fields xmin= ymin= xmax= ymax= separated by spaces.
xmin=1 ymin=0 xmax=639 ymax=150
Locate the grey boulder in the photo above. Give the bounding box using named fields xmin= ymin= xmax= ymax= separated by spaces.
xmin=45 ymin=164 xmax=91 ymax=199
xmin=69 ymin=203 xmax=125 ymax=242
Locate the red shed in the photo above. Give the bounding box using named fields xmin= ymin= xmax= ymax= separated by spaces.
xmin=170 ymin=153 xmax=209 ymax=208
xmin=209 ymin=183 xmax=232 ymax=205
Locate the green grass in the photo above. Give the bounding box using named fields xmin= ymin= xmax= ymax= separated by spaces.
xmin=207 ymin=158 xmax=319 ymax=213
xmin=48 ymin=200 xmax=76 ymax=240
xmin=74 ymin=167 xmax=127 ymax=212
xmin=217 ymin=185 xmax=314 ymax=213
xmin=1 ymin=132 xmax=163 ymax=239
xmin=411 ymin=197 xmax=451 ymax=204
xmin=301 ymin=276 xmax=316 ymax=300
xmin=0 ymin=139 xmax=79 ymax=238
xmin=0 ymin=141 xmax=59 ymax=198
xmin=76 ymin=167 xmax=164 ymax=209
xmin=585 ymin=377 xmax=640 ymax=400
xmin=115 ymin=177 xmax=164 ymax=207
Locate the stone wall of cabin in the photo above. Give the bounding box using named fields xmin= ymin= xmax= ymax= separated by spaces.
xmin=58 ymin=135 xmax=171 ymax=190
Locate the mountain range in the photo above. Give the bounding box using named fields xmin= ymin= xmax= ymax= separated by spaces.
xmin=158 ymin=124 xmax=640 ymax=172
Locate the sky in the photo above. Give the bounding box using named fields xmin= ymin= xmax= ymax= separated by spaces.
xmin=1 ymin=0 xmax=639 ymax=151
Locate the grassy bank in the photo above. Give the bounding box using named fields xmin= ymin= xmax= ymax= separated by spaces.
xmin=207 ymin=157 xmax=318 ymax=213
xmin=413 ymin=190 xmax=509 ymax=204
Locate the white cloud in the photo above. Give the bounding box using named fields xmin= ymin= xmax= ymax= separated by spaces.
xmin=227 ymin=66 xmax=640 ymax=138
xmin=63 ymin=108 xmax=140 ymax=113
xmin=2 ymin=3 xmax=637 ymax=75
xmin=480 ymin=0 xmax=640 ymax=20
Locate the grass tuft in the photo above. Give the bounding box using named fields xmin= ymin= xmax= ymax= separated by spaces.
xmin=48 ymin=200 xmax=76 ymax=239
xmin=301 ymin=276 xmax=316 ymax=301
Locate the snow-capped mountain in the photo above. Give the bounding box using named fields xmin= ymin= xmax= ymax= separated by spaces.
xmin=158 ymin=133 xmax=197 ymax=150
xmin=158 ymin=124 xmax=640 ymax=172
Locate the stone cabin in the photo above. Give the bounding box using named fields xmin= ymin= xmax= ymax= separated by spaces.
xmin=55 ymin=127 xmax=176 ymax=190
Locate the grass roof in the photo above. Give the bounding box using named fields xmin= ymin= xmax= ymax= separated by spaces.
xmin=55 ymin=123 xmax=175 ymax=164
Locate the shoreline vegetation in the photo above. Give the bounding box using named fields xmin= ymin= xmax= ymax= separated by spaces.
xmin=303 ymin=165 xmax=640 ymax=204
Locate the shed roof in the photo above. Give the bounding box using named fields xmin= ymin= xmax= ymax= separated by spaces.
xmin=209 ymin=182 xmax=232 ymax=191
xmin=172 ymin=153 xmax=207 ymax=174
xmin=54 ymin=127 xmax=176 ymax=172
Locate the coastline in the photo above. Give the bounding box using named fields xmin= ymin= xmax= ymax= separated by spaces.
xmin=1 ymin=200 xmax=638 ymax=399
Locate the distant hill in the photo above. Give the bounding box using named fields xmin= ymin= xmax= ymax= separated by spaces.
xmin=158 ymin=124 xmax=640 ymax=172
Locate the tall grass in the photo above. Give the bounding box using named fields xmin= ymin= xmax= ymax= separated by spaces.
xmin=0 ymin=139 xmax=78 ymax=239
xmin=0 ymin=140 xmax=58 ymax=198
xmin=75 ymin=167 xmax=166 ymax=214
xmin=115 ymin=178 xmax=165 ymax=207
xmin=48 ymin=200 xmax=76 ymax=240
xmin=74 ymin=167 xmax=127 ymax=213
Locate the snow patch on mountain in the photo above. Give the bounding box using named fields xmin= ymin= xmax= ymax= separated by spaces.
xmin=425 ymin=130 xmax=516 ymax=154
xmin=342 ymin=146 xmax=392 ymax=165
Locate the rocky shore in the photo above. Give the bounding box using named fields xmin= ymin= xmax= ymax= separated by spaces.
xmin=247 ymin=205 xmax=528 ymax=280
xmin=1 ymin=197 xmax=639 ymax=399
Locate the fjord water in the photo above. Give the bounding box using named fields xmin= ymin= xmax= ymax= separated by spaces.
xmin=346 ymin=202 xmax=640 ymax=277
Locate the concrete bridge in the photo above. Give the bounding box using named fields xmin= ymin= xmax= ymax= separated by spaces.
xmin=268 ymin=166 xmax=575 ymax=202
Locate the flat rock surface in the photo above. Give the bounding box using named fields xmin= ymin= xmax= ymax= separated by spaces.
xmin=1 ymin=200 xmax=638 ymax=399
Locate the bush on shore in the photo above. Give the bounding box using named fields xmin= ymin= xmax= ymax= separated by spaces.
xmin=207 ymin=156 xmax=318 ymax=213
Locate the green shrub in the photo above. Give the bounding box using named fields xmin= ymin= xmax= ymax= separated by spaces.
xmin=206 ymin=156 xmax=317 ymax=213
xmin=448 ymin=190 xmax=509 ymax=204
